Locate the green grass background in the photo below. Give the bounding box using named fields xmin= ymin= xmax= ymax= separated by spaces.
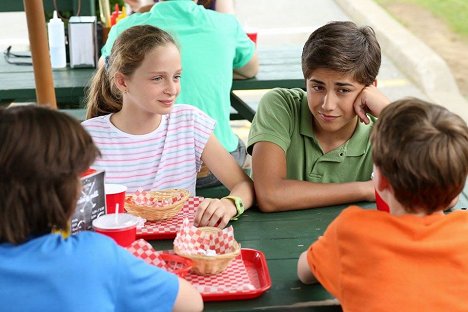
xmin=375 ymin=0 xmax=468 ymax=37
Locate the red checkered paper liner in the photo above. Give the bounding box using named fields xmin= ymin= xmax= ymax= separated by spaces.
xmin=126 ymin=189 xmax=187 ymax=207
xmin=125 ymin=239 xmax=167 ymax=269
xmin=136 ymin=197 xmax=202 ymax=239
xmin=185 ymin=255 xmax=256 ymax=295
xmin=173 ymin=218 xmax=236 ymax=255
xmin=160 ymin=250 xmax=256 ymax=296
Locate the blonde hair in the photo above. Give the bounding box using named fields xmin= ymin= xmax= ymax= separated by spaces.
xmin=85 ymin=25 xmax=177 ymax=119
xmin=371 ymin=98 xmax=468 ymax=213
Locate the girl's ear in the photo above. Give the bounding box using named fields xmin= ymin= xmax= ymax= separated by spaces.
xmin=114 ymin=72 xmax=128 ymax=93
xmin=372 ymin=79 xmax=378 ymax=87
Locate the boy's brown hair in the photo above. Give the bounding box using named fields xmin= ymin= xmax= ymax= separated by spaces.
xmin=371 ymin=98 xmax=468 ymax=214
xmin=301 ymin=21 xmax=381 ymax=85
xmin=85 ymin=25 xmax=177 ymax=119
xmin=0 ymin=105 xmax=100 ymax=244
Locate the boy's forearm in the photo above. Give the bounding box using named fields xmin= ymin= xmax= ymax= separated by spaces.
xmin=297 ymin=251 xmax=318 ymax=284
xmin=256 ymin=179 xmax=374 ymax=212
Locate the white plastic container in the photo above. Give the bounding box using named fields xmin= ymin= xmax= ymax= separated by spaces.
xmin=47 ymin=10 xmax=67 ymax=68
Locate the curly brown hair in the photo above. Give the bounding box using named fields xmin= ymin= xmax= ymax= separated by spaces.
xmin=0 ymin=105 xmax=100 ymax=244
xmin=371 ymin=98 xmax=468 ymax=213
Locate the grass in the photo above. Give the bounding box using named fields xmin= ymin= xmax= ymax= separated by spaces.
xmin=375 ymin=0 xmax=468 ymax=37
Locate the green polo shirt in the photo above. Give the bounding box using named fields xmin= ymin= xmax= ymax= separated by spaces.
xmin=247 ymin=88 xmax=375 ymax=183
xmin=102 ymin=0 xmax=255 ymax=152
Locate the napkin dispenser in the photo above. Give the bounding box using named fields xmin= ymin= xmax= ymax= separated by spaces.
xmin=68 ymin=16 xmax=98 ymax=68
xmin=70 ymin=169 xmax=106 ymax=234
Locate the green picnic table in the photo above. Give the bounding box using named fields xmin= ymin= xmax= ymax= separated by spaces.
xmin=151 ymin=202 xmax=356 ymax=312
xmin=1 ymin=0 xmax=95 ymax=17
xmin=0 ymin=47 xmax=305 ymax=121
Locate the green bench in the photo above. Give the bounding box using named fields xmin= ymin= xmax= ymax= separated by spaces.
xmin=196 ymin=168 xmax=252 ymax=198
xmin=196 ymin=184 xmax=231 ymax=199
xmin=1 ymin=0 xmax=95 ymax=17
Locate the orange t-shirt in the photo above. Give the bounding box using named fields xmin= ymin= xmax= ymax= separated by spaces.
xmin=307 ymin=206 xmax=468 ymax=312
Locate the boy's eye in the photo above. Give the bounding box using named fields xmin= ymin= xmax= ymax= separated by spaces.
xmin=312 ymin=85 xmax=324 ymax=92
xmin=152 ymin=76 xmax=163 ymax=81
xmin=174 ymin=74 xmax=181 ymax=80
xmin=337 ymin=88 xmax=351 ymax=94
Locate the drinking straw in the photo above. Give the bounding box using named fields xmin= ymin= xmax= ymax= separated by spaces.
xmin=115 ymin=203 xmax=119 ymax=224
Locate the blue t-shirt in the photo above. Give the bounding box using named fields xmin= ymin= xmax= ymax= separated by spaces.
xmin=0 ymin=232 xmax=179 ymax=312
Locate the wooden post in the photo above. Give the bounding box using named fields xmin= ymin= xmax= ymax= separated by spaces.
xmin=23 ymin=0 xmax=57 ymax=108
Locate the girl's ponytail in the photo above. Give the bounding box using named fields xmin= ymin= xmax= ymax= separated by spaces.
xmin=85 ymin=64 xmax=122 ymax=119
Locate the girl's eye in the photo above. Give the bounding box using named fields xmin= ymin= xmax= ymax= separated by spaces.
xmin=337 ymin=88 xmax=351 ymax=94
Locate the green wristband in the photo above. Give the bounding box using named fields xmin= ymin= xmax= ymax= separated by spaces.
xmin=223 ymin=196 xmax=245 ymax=220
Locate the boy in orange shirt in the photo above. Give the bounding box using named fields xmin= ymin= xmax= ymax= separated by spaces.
xmin=297 ymin=98 xmax=468 ymax=311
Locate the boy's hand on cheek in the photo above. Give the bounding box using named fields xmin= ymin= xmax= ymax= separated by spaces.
xmin=353 ymin=85 xmax=390 ymax=124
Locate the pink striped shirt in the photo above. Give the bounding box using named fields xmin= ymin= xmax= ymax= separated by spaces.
xmin=82 ymin=105 xmax=215 ymax=195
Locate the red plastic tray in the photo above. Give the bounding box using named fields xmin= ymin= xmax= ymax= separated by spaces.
xmin=135 ymin=197 xmax=201 ymax=240
xmin=127 ymin=240 xmax=271 ymax=301
xmin=198 ymin=248 xmax=272 ymax=301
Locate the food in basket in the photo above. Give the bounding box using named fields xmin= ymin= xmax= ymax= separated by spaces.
xmin=125 ymin=189 xmax=189 ymax=221
xmin=173 ymin=218 xmax=240 ymax=275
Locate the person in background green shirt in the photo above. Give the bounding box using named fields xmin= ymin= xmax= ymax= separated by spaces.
xmin=248 ymin=21 xmax=390 ymax=212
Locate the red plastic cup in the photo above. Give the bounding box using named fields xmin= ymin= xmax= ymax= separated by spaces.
xmin=92 ymin=213 xmax=138 ymax=247
xmin=375 ymin=190 xmax=390 ymax=213
xmin=247 ymin=32 xmax=258 ymax=46
xmin=105 ymin=184 xmax=127 ymax=214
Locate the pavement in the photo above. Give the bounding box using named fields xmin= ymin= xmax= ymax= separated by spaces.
xmin=336 ymin=0 xmax=468 ymax=122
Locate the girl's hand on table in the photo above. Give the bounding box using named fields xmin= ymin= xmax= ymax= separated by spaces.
xmin=193 ymin=198 xmax=237 ymax=228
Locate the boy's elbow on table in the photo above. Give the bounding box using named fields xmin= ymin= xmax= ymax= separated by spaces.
xmin=255 ymin=186 xmax=283 ymax=213
xmin=297 ymin=251 xmax=318 ymax=285
xmin=257 ymin=200 xmax=279 ymax=213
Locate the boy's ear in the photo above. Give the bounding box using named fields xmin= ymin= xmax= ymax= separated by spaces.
xmin=448 ymin=195 xmax=460 ymax=209
xmin=372 ymin=79 xmax=378 ymax=87
xmin=114 ymin=72 xmax=128 ymax=92
xmin=375 ymin=167 xmax=390 ymax=192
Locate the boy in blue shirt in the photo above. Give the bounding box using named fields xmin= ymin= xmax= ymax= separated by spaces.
xmin=0 ymin=105 xmax=202 ymax=312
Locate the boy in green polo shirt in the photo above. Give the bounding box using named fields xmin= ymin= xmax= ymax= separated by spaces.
xmin=247 ymin=21 xmax=390 ymax=212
